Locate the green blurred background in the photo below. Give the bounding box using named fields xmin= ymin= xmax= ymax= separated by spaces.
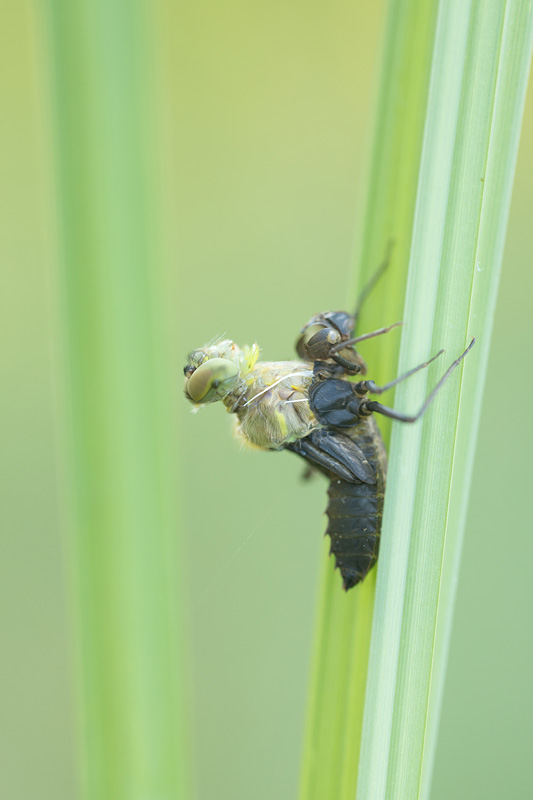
xmin=1 ymin=2 xmax=531 ymax=799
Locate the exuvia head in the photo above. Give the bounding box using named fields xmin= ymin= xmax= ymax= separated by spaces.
xmin=296 ymin=310 xmax=367 ymax=375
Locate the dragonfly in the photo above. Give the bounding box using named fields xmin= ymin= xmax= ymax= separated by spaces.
xmin=184 ymin=263 xmax=474 ymax=589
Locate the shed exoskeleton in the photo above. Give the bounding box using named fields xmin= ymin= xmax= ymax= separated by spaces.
xmin=293 ymin=309 xmax=473 ymax=587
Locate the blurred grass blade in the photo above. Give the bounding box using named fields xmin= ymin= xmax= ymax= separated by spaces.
xmin=357 ymin=2 xmax=533 ymax=800
xmin=300 ymin=2 xmax=439 ymax=798
xmin=45 ymin=2 xmax=189 ymax=798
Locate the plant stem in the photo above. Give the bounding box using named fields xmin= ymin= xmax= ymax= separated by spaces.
xmin=419 ymin=3 xmax=533 ymax=796
xmin=45 ymin=3 xmax=189 ymax=798
xmin=357 ymin=2 xmax=533 ymax=799
xmin=300 ymin=2 xmax=439 ymax=797
xmin=300 ymin=0 xmax=532 ymax=797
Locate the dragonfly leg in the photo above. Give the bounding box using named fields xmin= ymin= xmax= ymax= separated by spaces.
xmin=356 ymin=349 xmax=445 ymax=396
xmin=360 ymin=339 xmax=475 ymax=423
xmin=353 ymin=238 xmax=395 ymax=326
xmin=330 ymin=320 xmax=403 ymax=355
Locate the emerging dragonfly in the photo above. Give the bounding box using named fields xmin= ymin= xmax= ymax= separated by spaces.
xmin=184 ymin=272 xmax=474 ymax=590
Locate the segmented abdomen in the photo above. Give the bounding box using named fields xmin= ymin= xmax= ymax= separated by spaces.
xmin=326 ymin=417 xmax=387 ymax=589
xmin=326 ymin=480 xmax=381 ymax=589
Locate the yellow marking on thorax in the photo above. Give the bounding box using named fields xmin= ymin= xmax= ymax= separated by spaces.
xmin=275 ymin=410 xmax=288 ymax=439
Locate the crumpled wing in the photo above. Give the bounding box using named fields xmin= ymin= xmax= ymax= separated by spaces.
xmin=285 ymin=428 xmax=376 ymax=485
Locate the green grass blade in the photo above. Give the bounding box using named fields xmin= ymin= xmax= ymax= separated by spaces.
xmin=300 ymin=2 xmax=439 ymax=798
xmin=301 ymin=0 xmax=532 ymax=797
xmin=45 ymin=3 xmax=189 ymax=798
xmin=357 ymin=2 xmax=533 ymax=799
xmin=419 ymin=4 xmax=533 ymax=797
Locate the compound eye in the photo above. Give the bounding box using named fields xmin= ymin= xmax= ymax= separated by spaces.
xmin=185 ymin=358 xmax=239 ymax=403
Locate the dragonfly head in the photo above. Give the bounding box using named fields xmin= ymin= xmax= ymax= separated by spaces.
xmin=184 ymin=339 xmax=259 ymax=405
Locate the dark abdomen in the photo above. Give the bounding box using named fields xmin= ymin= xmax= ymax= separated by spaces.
xmin=326 ymin=417 xmax=387 ymax=589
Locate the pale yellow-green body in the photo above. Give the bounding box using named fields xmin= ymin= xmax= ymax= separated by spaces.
xmin=229 ymin=360 xmax=319 ymax=450
xmin=184 ymin=339 xmax=322 ymax=450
